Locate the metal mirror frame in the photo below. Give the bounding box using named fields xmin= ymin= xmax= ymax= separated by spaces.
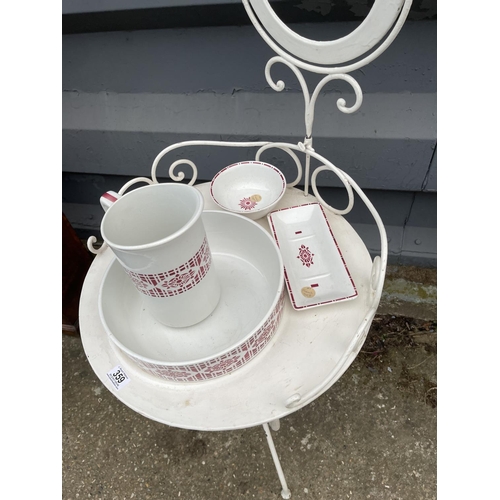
xmin=243 ymin=0 xmax=412 ymax=74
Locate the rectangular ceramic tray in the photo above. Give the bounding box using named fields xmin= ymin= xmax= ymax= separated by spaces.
xmin=267 ymin=203 xmax=357 ymax=310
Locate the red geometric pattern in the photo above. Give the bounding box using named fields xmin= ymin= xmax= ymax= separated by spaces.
xmin=126 ymin=237 xmax=212 ymax=298
xmin=297 ymin=244 xmax=314 ymax=267
xmin=129 ymin=289 xmax=286 ymax=382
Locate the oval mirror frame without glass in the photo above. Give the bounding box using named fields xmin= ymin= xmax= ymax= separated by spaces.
xmin=243 ymin=0 xmax=411 ymax=72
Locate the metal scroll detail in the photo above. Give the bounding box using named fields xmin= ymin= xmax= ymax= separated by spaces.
xmin=241 ymin=0 xmax=412 ymax=206
xmin=144 ymin=2 xmax=413 ymax=215
xmin=264 ymin=56 xmax=363 ymax=137
xmin=262 ymin=56 xmax=363 ymax=199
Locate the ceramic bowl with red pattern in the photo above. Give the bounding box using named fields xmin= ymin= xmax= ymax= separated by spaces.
xmin=210 ymin=161 xmax=286 ymax=220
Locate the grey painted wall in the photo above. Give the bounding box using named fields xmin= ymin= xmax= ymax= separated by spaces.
xmin=62 ymin=2 xmax=437 ymax=266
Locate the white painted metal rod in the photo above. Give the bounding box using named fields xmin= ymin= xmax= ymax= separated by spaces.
xmin=151 ymin=139 xmax=271 ymax=183
xmin=263 ymin=423 xmax=291 ymax=499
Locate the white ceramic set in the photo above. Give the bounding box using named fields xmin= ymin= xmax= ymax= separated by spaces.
xmin=97 ymin=160 xmax=356 ymax=383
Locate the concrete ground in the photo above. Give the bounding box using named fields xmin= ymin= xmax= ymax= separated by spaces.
xmin=62 ymin=266 xmax=437 ymax=500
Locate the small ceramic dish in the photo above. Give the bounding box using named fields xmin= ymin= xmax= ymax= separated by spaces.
xmin=99 ymin=210 xmax=285 ymax=383
xmin=210 ymin=161 xmax=286 ymax=220
xmin=267 ymin=203 xmax=357 ymax=311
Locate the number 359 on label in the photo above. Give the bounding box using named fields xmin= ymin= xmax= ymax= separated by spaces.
xmin=106 ymin=365 xmax=131 ymax=390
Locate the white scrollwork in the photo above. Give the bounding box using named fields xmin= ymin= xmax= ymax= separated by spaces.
xmin=310 ymin=165 xmax=354 ymax=216
xmin=166 ymin=159 xmax=198 ymax=185
xmin=87 ymin=236 xmax=107 ymax=255
xmin=150 ymin=140 xmax=273 ymax=184
xmin=152 ymin=156 xmax=198 ymax=185
xmin=309 ymin=73 xmax=363 ymax=123
xmin=265 ymin=56 xmax=363 ymax=139
xmin=255 ymin=143 xmax=303 ymax=187
xmin=265 ymin=57 xmax=363 ymax=197
xmin=265 ymin=56 xmax=311 ymax=128
xmin=118 ymin=176 xmax=155 ymax=195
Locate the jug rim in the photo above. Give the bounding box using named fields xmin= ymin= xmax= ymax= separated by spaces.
xmin=100 ymin=183 xmax=204 ymax=251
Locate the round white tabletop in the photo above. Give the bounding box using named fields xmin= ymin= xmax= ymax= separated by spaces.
xmin=79 ymin=185 xmax=376 ymax=431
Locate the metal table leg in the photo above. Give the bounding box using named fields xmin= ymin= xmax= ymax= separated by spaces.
xmin=263 ymin=421 xmax=291 ymax=499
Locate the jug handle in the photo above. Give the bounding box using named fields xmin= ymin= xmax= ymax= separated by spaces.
xmin=100 ymin=191 xmax=121 ymax=212
xmin=87 ymin=178 xmax=155 ymax=254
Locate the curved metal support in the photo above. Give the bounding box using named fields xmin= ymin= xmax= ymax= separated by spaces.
xmin=310 ymin=165 xmax=354 ymax=215
xmin=118 ymin=176 xmax=155 ymax=195
xmin=150 ymin=139 xmax=310 ymax=192
xmin=265 ymin=56 xmax=310 ymax=124
xmin=284 ymin=172 xmax=388 ymax=409
xmin=255 ymin=143 xmax=303 ymax=187
xmin=150 ymin=140 xmax=271 ymax=184
xmin=263 ymin=142 xmax=355 ymax=215
xmin=265 ymin=56 xmax=363 ymax=137
xmin=308 ymin=73 xmax=363 ymax=134
xmin=264 ymin=57 xmax=364 ymax=197
xmin=265 ymin=56 xmax=304 ymax=94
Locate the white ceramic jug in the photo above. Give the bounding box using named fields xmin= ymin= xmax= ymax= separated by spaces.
xmin=99 ymin=183 xmax=221 ymax=327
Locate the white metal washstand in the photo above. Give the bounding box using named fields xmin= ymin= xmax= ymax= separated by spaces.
xmin=80 ymin=1 xmax=413 ymax=498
